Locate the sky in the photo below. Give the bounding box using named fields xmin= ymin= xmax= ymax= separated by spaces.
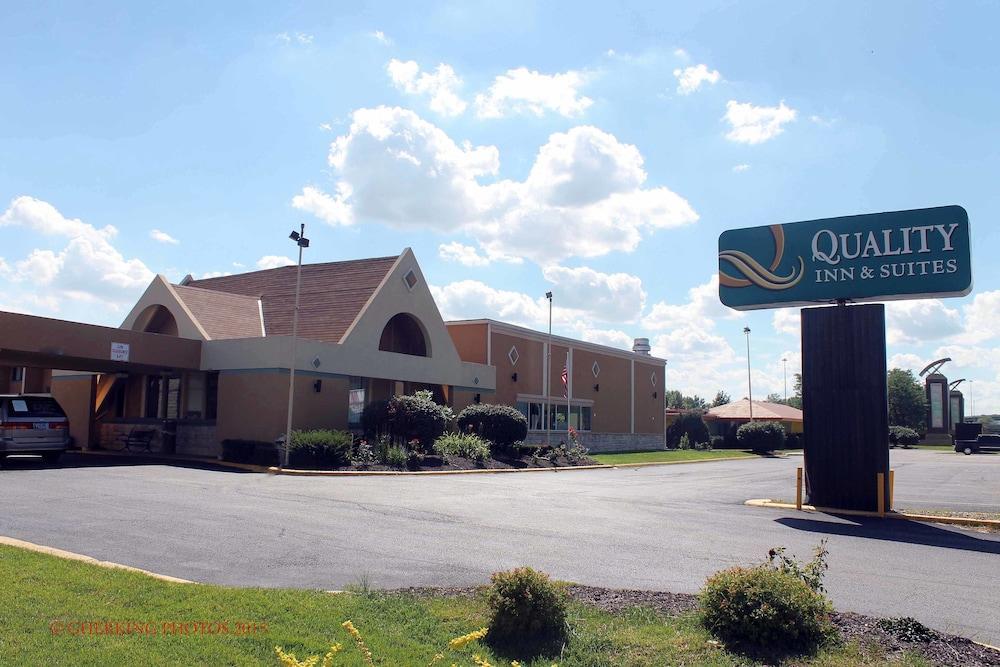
xmin=2 ymin=1 xmax=999 ymax=413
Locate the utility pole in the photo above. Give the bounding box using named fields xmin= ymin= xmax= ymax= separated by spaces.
xmin=545 ymin=291 xmax=553 ymax=448
xmin=283 ymin=224 xmax=309 ymax=467
xmin=782 ymin=357 xmax=788 ymax=402
xmin=744 ymin=327 xmax=753 ymax=421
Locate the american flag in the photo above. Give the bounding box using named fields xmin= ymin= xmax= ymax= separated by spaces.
xmin=561 ymin=362 xmax=568 ymax=398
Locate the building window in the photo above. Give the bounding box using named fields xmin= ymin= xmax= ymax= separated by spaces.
xmin=508 ymin=346 xmax=519 ymax=365
xmin=520 ymin=400 xmax=591 ymax=432
xmin=403 ymin=269 xmax=418 ymax=290
xmin=144 ymin=376 xmax=161 ymax=418
xmin=11 ymin=367 xmax=24 ymax=382
xmin=348 ymin=377 xmax=366 ymax=427
xmin=591 ymin=361 xmax=600 ymax=378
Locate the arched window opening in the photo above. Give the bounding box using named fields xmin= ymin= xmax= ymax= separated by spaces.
xmin=379 ymin=313 xmax=429 ymax=357
xmin=134 ymin=305 xmax=179 ymax=336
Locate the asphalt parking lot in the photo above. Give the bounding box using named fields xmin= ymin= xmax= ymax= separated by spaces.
xmin=2 ymin=448 xmax=998 ymax=645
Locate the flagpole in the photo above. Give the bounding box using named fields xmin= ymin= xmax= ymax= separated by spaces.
xmin=566 ymin=351 xmax=570 ymax=438
xmin=545 ymin=291 xmax=553 ymax=449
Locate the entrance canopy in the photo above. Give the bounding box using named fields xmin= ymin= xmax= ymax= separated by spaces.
xmin=0 ymin=311 xmax=201 ymax=374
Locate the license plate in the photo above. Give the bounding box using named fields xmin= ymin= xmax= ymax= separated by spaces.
xmin=33 ymin=423 xmax=50 ymax=430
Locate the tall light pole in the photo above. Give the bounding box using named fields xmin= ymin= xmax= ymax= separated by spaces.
xmin=545 ymin=291 xmax=553 ymax=448
xmin=782 ymin=357 xmax=788 ymax=403
xmin=743 ymin=327 xmax=753 ymax=421
xmin=283 ymin=224 xmax=310 ymax=467
xmin=969 ymin=380 xmax=975 ymax=419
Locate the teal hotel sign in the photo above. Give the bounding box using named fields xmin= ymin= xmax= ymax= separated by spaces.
xmin=718 ymin=205 xmax=972 ymax=310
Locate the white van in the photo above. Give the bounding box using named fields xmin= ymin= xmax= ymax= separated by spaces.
xmin=0 ymin=394 xmax=70 ymax=464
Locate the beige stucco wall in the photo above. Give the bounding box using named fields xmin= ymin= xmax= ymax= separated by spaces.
xmin=215 ymin=371 xmax=351 ymax=442
xmin=50 ymin=373 xmax=96 ymax=449
xmin=120 ymin=275 xmax=208 ymax=340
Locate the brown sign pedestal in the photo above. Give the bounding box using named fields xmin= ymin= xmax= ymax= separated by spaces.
xmin=801 ymin=303 xmax=890 ymax=511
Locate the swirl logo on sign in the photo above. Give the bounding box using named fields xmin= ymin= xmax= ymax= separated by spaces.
xmin=719 ymin=224 xmax=805 ymax=291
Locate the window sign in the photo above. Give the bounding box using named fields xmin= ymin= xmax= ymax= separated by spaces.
xmin=348 ymin=389 xmax=366 ymax=426
xmin=12 ymin=399 xmax=28 ymax=412
xmin=111 ymin=342 xmax=130 ymax=362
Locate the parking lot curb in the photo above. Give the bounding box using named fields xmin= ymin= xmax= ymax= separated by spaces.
xmin=75 ymin=449 xmax=273 ymax=474
xmin=0 ymin=536 xmax=195 ymax=584
xmin=745 ymin=499 xmax=1000 ymax=528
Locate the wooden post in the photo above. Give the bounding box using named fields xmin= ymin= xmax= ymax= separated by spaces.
xmin=889 ymin=469 xmax=895 ymax=511
xmin=796 ymin=467 xmax=803 ymax=510
xmin=876 ymin=472 xmax=885 ymax=516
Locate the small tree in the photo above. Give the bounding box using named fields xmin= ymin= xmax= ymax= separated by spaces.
xmin=888 ymin=369 xmax=927 ymax=434
xmin=737 ymin=421 xmax=786 ymax=453
xmin=711 ymin=390 xmax=731 ymax=407
xmin=666 ymin=412 xmax=710 ymax=448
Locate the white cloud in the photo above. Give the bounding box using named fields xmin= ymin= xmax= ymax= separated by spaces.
xmin=475 ymin=68 xmax=593 ymax=119
xmin=291 ymin=185 xmax=354 ymax=226
xmin=256 ymin=255 xmax=295 ymax=270
xmin=673 ymin=48 xmax=690 ymax=61
xmin=542 ymin=265 xmax=646 ymax=322
xmin=956 ymin=290 xmax=1000 ymax=344
xmin=438 ymin=242 xmax=490 ymax=267
xmin=732 ymin=163 xmax=750 ymax=173
xmin=293 ymin=107 xmax=697 ymax=264
xmin=370 ymin=30 xmax=391 ymax=45
xmin=772 ymin=308 xmax=800 ymax=337
xmin=276 ymin=32 xmax=313 ymax=45
xmin=576 ymin=327 xmax=635 ymax=351
xmin=387 ymin=59 xmax=467 ymax=117
xmin=150 ymin=229 xmax=179 ymax=245
xmin=0 ymin=196 xmax=154 ymax=311
xmin=672 ymin=63 xmax=721 ymax=95
xmin=885 ymin=299 xmax=963 ymax=345
xmin=888 ymin=352 xmax=925 ymax=372
xmin=643 ymin=275 xmax=739 ymax=331
xmin=432 ymin=280 xmax=549 ymax=328
xmin=724 ymin=100 xmax=797 ymax=144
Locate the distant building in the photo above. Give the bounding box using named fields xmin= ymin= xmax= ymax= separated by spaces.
xmin=703 ymin=399 xmax=803 ymax=441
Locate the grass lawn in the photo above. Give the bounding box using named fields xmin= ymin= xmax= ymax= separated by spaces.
xmin=591 ymin=449 xmax=758 ymax=465
xmin=908 ymin=445 xmax=956 ymax=452
xmin=0 ymin=544 xmax=932 ymax=666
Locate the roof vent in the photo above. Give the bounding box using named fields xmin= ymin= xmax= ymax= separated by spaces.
xmin=632 ymin=337 xmax=651 ymax=355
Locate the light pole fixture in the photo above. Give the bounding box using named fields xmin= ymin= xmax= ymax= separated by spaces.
xmin=283 ymin=223 xmax=310 ymax=467
xmin=545 ymin=291 xmax=553 ymax=448
xmin=743 ymin=327 xmax=753 ymax=421
xmin=782 ymin=357 xmax=788 ymax=403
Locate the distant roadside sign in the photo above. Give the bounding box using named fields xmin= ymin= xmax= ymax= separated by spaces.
xmin=718 ymin=205 xmax=972 ymax=310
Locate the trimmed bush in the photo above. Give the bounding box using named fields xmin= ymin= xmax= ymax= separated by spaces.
xmin=433 ymin=432 xmax=490 ymax=461
xmin=386 ymin=392 xmax=452 ymax=449
xmin=700 ymin=565 xmax=832 ymax=651
xmin=710 ymin=435 xmax=725 ymax=449
xmin=287 ymin=429 xmax=353 ymax=469
xmin=486 ymin=567 xmax=567 ymax=648
xmin=889 ymin=425 xmax=919 ymax=448
xmin=736 ymin=420 xmax=786 ymax=453
xmin=457 ymin=404 xmax=528 ymax=450
xmin=666 ymin=412 xmax=710 ymax=449
xmin=220 ymin=439 xmax=265 ymax=463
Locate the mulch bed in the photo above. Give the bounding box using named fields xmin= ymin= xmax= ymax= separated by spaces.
xmin=390 ymin=585 xmax=1000 ymax=666
xmin=331 ymin=452 xmax=599 ymax=472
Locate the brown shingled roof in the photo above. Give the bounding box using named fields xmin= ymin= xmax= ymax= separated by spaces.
xmin=706 ymin=399 xmax=803 ymax=422
xmin=183 ymin=255 xmax=399 ymax=344
xmin=172 ymin=284 xmax=263 ymax=340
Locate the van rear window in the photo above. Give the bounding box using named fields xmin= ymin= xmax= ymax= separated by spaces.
xmin=6 ymin=397 xmax=65 ymax=418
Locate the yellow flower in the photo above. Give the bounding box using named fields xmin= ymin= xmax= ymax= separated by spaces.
xmin=341 ymin=620 xmax=375 ymax=666
xmin=274 ymin=646 xmax=320 ymax=667
xmin=511 ymin=662 xmax=521 ymax=667
xmin=321 ymin=642 xmax=344 ymax=667
xmin=427 ymin=652 xmax=445 ymax=666
xmin=448 ymin=627 xmax=488 ymax=650
xmin=472 ymin=655 xmax=493 ymax=667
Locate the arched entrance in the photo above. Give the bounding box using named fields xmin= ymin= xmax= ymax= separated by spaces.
xmin=379 ymin=313 xmax=430 ymax=357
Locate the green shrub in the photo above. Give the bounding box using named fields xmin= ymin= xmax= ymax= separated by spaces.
xmin=386 ymin=392 xmax=452 ymax=449
xmin=666 ymin=412 xmax=710 ymax=448
xmin=678 ymin=433 xmax=691 ymax=450
xmin=700 ymin=565 xmax=832 ymax=650
xmin=889 ymin=425 xmax=919 ymax=448
xmin=737 ymin=420 xmax=787 ymax=452
xmin=220 ymin=439 xmax=265 ymax=463
xmin=694 ymin=440 xmax=712 ymax=451
xmin=287 ymin=429 xmax=353 ymax=469
xmin=433 ymin=432 xmax=490 ymax=461
xmin=486 ymin=567 xmax=567 ymax=648
xmin=384 ymin=444 xmax=408 ymax=469
xmin=457 ymin=404 xmax=528 ymax=450
xmin=710 ymin=435 xmax=725 ymax=449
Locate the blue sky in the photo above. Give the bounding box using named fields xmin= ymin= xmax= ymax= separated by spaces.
xmin=2 ymin=1 xmax=999 ymax=412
